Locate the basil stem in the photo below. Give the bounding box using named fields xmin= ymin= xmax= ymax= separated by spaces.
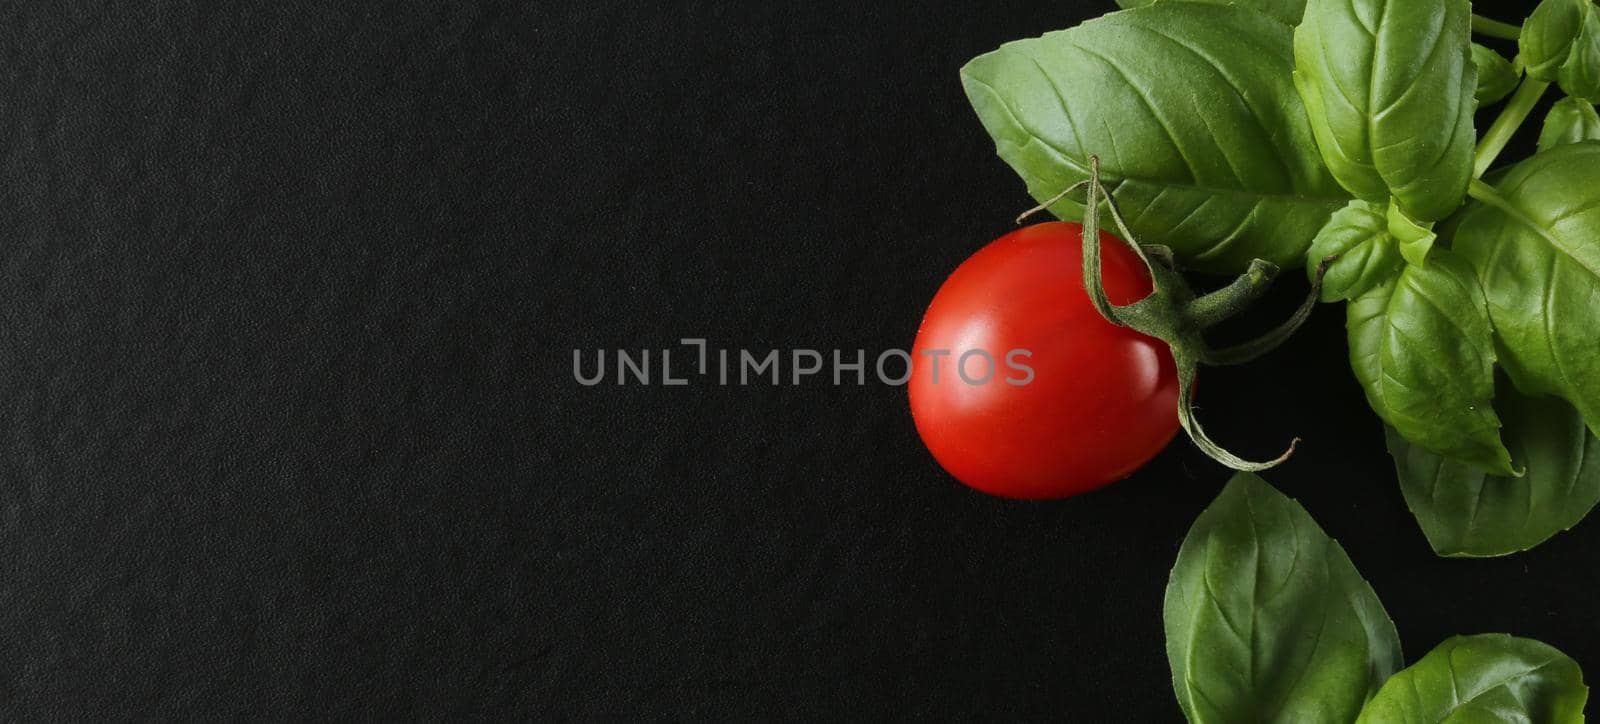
xmin=1471 ymin=13 xmax=1524 ymax=41
xmin=1473 ymin=77 xmax=1551 ymax=177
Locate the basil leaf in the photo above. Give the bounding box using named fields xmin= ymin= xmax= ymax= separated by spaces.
xmin=961 ymin=3 xmax=1348 ymax=273
xmin=1472 ymin=43 xmax=1521 ymax=106
xmin=1522 ymin=0 xmax=1600 ymax=99
xmin=1306 ymin=200 xmax=1404 ymax=301
xmin=1113 ymin=0 xmax=1308 ymax=24
xmin=1522 ymin=0 xmax=1590 ymax=82
xmin=1388 ymin=389 xmax=1600 ymax=557
xmin=1454 ymin=143 xmax=1600 ymax=439
xmin=1538 ymin=96 xmax=1600 ymax=150
xmin=1165 ymin=473 xmax=1402 ymax=724
xmin=1355 ymin=634 xmax=1588 ymax=723
xmin=1386 ymin=203 xmax=1436 ymax=267
xmin=1561 ymin=7 xmax=1600 ymax=101
xmin=1293 ymin=0 xmax=1477 ymax=222
xmin=1347 ymin=251 xmax=1515 ymax=475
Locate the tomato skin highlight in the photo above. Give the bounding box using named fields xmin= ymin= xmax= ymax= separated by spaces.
xmin=909 ymin=222 xmax=1180 ymax=500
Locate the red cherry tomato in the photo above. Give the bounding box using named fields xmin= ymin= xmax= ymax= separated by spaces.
xmin=909 ymin=222 xmax=1180 ymax=500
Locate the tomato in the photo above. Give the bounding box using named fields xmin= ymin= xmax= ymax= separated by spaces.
xmin=909 ymin=222 xmax=1180 ymax=500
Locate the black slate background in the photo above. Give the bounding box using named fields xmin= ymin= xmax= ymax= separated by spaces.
xmin=1 ymin=0 xmax=1590 ymax=720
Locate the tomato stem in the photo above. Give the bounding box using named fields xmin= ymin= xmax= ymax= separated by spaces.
xmin=1187 ymin=260 xmax=1279 ymax=330
xmin=1079 ymin=168 xmax=1128 ymax=327
xmin=1174 ymin=354 xmax=1301 ymax=472
xmin=1202 ymin=257 xmax=1332 ymax=367
xmin=1016 ymin=180 xmax=1087 ymax=226
xmin=1069 ymin=155 xmax=1320 ymax=472
xmin=1474 ymin=78 xmax=1550 ymax=178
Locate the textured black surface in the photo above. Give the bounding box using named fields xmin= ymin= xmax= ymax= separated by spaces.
xmin=2 ymin=0 xmax=1589 ymax=720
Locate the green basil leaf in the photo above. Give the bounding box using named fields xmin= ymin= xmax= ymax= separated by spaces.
xmin=1386 ymin=203 xmax=1436 ymax=267
xmin=1113 ymin=0 xmax=1308 ymax=24
xmin=1292 ymin=0 xmax=1476 ymax=222
xmin=1454 ymin=143 xmax=1600 ymax=439
xmin=1347 ymin=251 xmax=1515 ymax=475
xmin=1560 ymin=7 xmax=1600 ymax=100
xmin=1522 ymin=0 xmax=1591 ymax=82
xmin=961 ymin=3 xmax=1348 ymax=273
xmin=1388 ymin=389 xmax=1600 ymax=557
xmin=1472 ymin=43 xmax=1521 ymax=106
xmin=1538 ymin=96 xmax=1600 ymax=150
xmin=1306 ymin=200 xmax=1405 ymax=301
xmin=1165 ymin=473 xmax=1402 ymax=724
xmin=1355 ymin=634 xmax=1588 ymax=723
xmin=1522 ymin=0 xmax=1600 ymax=99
